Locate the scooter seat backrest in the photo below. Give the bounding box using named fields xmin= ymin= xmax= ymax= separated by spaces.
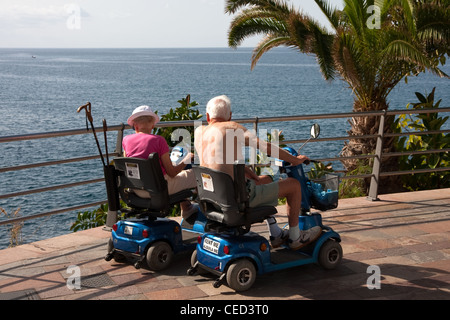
xmin=193 ymin=165 xmax=241 ymax=220
xmin=193 ymin=163 xmax=276 ymax=227
xmin=114 ymin=153 xmax=171 ymax=213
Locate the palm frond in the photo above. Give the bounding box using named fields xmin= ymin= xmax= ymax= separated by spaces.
xmin=228 ymin=9 xmax=288 ymax=48
xmin=305 ymin=20 xmax=336 ymax=80
xmin=313 ymin=0 xmax=341 ymax=30
xmin=225 ymin=0 xmax=291 ymax=15
xmin=382 ymin=39 xmax=448 ymax=78
xmin=251 ymin=34 xmax=293 ymax=69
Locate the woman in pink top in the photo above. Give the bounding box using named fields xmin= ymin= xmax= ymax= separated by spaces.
xmin=122 ymin=105 xmax=198 ymax=218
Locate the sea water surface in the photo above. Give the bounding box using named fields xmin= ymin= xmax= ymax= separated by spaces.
xmin=0 ymin=47 xmax=448 ymax=248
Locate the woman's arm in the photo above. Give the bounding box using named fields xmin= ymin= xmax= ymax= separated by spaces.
xmin=160 ymin=151 xmax=190 ymax=178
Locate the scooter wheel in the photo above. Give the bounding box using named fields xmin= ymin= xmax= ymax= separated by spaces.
xmin=226 ymin=259 xmax=256 ymax=292
xmin=146 ymin=241 xmax=173 ymax=271
xmin=106 ymin=238 xmax=126 ymax=262
xmin=190 ymin=249 xmax=198 ymax=268
xmin=318 ymin=239 xmax=343 ymax=270
xmin=190 ymin=250 xmax=207 ymax=275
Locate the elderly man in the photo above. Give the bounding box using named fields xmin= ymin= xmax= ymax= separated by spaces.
xmin=194 ymin=95 xmax=321 ymax=250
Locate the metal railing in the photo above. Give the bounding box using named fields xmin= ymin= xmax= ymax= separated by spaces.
xmin=1 ymin=108 xmax=449 ymax=227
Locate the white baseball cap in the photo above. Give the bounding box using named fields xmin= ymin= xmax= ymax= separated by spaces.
xmin=127 ymin=105 xmax=160 ymax=127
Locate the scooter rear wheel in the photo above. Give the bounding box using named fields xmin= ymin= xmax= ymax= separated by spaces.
xmin=226 ymin=259 xmax=256 ymax=292
xmin=146 ymin=241 xmax=173 ymax=271
xmin=106 ymin=239 xmax=126 ymax=262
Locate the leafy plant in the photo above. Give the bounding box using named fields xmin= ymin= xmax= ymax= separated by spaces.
xmin=393 ymin=87 xmax=450 ymax=190
xmin=307 ymin=161 xmax=334 ymax=180
xmin=70 ymin=203 xmax=109 ymax=232
xmin=338 ymin=160 xmax=373 ymax=199
xmin=1 ymin=207 xmax=23 ymax=247
xmin=255 ymin=129 xmax=286 ymax=176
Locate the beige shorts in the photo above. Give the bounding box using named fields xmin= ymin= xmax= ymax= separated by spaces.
xmin=246 ymin=179 xmax=279 ymax=208
xmin=164 ymin=169 xmax=196 ymax=195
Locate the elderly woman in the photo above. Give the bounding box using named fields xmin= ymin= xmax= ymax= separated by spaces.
xmin=122 ymin=105 xmax=197 ymax=218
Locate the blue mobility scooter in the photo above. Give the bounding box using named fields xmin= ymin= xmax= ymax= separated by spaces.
xmin=105 ymin=147 xmax=206 ymax=271
xmin=187 ymin=125 xmax=343 ymax=291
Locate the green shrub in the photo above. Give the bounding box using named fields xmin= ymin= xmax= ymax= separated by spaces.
xmin=153 ymin=94 xmax=202 ymax=147
xmin=393 ymin=87 xmax=450 ymax=191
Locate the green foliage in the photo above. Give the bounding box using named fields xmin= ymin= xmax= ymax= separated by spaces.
xmin=153 ymin=94 xmax=203 ymax=148
xmin=393 ymin=87 xmax=450 ymax=191
xmin=338 ymin=160 xmax=372 ymax=199
xmin=255 ymin=130 xmax=286 ymax=176
xmin=1 ymin=207 xmax=23 ymax=247
xmin=225 ymin=0 xmax=449 ymax=172
xmin=70 ymin=203 xmax=109 ymax=232
xmin=70 ymin=201 xmax=129 ymax=232
xmin=307 ymin=161 xmax=334 ymax=180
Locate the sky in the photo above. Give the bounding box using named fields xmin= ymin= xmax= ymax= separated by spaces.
xmin=0 ymin=0 xmax=343 ymax=48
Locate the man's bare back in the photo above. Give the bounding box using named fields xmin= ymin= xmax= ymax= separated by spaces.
xmin=194 ymin=120 xmax=252 ymax=178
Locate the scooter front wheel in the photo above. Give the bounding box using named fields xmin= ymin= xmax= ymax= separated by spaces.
xmin=318 ymin=239 xmax=342 ymax=270
xmin=226 ymin=259 xmax=256 ymax=292
xmin=146 ymin=241 xmax=173 ymax=271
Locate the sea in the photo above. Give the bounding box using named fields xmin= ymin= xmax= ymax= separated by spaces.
xmin=0 ymin=47 xmax=449 ymax=249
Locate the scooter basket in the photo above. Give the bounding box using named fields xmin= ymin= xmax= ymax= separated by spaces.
xmin=308 ymin=174 xmax=339 ymax=211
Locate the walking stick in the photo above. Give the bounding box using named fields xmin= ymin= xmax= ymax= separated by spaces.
xmin=77 ymin=102 xmax=119 ymax=228
xmin=77 ymin=102 xmax=106 ymax=167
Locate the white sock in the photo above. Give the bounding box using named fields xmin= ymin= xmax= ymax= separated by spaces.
xmin=289 ymin=226 xmax=300 ymax=241
xmin=266 ymin=216 xmax=282 ymax=238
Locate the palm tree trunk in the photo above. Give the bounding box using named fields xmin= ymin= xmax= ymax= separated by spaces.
xmin=340 ymin=99 xmax=404 ymax=194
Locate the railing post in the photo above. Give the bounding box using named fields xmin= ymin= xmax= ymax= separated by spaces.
xmin=114 ymin=123 xmax=125 ymax=156
xmin=367 ymin=110 xmax=386 ymax=201
xmin=251 ymin=117 xmax=259 ymax=172
xmin=104 ymin=123 xmax=125 ymax=229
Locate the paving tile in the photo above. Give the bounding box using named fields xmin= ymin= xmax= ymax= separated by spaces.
xmin=0 ymin=189 xmax=449 ymax=300
xmin=136 ymin=278 xmax=182 ymax=293
xmin=143 ymin=285 xmax=208 ymax=300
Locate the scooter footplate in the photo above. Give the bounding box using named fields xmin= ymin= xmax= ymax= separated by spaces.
xmin=181 ymin=230 xmax=198 ymax=245
xmin=270 ymin=247 xmax=311 ymax=265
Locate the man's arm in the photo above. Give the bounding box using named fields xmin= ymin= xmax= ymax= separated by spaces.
xmin=243 ymin=126 xmax=309 ymax=166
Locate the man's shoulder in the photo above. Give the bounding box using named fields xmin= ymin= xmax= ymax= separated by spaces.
xmin=215 ymin=121 xmax=246 ymax=131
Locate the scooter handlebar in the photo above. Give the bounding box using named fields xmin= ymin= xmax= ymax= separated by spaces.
xmin=303 ymin=159 xmax=319 ymax=165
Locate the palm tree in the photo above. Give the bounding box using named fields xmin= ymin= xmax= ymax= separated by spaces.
xmin=226 ymin=0 xmax=449 ymax=185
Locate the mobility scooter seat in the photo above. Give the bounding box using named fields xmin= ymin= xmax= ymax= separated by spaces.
xmin=193 ymin=163 xmax=277 ymax=229
xmin=114 ymin=153 xmax=193 ymax=218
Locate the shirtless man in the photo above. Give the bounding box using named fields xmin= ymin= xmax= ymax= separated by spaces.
xmin=194 ymin=95 xmax=321 ymax=250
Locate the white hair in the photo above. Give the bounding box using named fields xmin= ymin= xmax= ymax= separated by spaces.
xmin=206 ymin=95 xmax=231 ymax=120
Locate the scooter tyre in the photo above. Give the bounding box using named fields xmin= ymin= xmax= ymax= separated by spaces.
xmin=226 ymin=259 xmax=256 ymax=292
xmin=190 ymin=249 xmax=208 ymax=275
xmin=146 ymin=241 xmax=173 ymax=271
xmin=107 ymin=238 xmax=126 ymax=262
xmin=318 ymin=239 xmax=342 ymax=270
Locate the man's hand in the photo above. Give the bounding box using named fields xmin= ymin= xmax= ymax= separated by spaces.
xmin=290 ymin=155 xmax=310 ymax=166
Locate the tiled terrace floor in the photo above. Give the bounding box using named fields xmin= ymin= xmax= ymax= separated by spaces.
xmin=0 ymin=188 xmax=449 ymax=301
